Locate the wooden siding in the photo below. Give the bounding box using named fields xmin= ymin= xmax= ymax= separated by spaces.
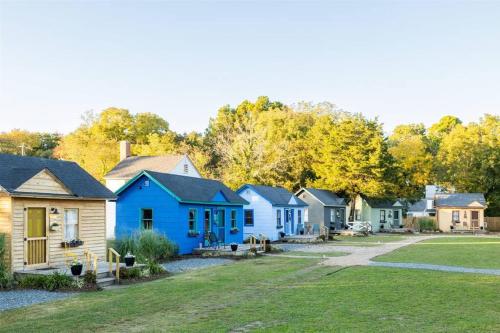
xmin=437 ymin=208 xmax=485 ymax=231
xmin=0 ymin=194 xmax=12 ymax=270
xmin=11 ymin=197 xmax=106 ymax=271
xmin=16 ymin=170 xmax=70 ymax=195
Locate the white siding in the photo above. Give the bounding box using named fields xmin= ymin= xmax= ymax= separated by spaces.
xmin=239 ymin=188 xmax=276 ymax=240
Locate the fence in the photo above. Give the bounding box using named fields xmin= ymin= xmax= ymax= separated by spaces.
xmin=403 ymin=216 xmax=437 ymax=231
xmin=486 ymin=217 xmax=500 ymax=231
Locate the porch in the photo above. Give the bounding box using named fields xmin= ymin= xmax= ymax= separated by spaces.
xmin=193 ymin=243 xmax=262 ymax=256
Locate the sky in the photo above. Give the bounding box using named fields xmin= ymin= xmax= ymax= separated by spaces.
xmin=1 ymin=0 xmax=499 ymax=135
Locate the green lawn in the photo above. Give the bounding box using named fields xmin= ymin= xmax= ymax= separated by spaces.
xmin=374 ymin=236 xmax=500 ymax=269
xmin=331 ymin=234 xmax=408 ymax=245
xmin=282 ymin=250 xmax=348 ymax=257
xmin=2 ymin=256 xmax=500 ymax=332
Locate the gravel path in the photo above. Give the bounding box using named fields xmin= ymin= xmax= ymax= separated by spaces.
xmin=0 ymin=290 xmax=75 ymax=311
xmin=370 ymin=262 xmax=500 ymax=275
xmin=162 ymin=258 xmax=234 ymax=273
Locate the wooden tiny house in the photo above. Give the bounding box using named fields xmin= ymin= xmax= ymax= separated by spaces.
xmin=0 ymin=154 xmax=115 ymax=272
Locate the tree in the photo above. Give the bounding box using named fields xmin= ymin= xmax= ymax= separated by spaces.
xmin=437 ymin=114 xmax=500 ymax=215
xmin=308 ymin=112 xmax=396 ymax=208
xmin=388 ymin=124 xmax=434 ymax=200
xmin=0 ymin=130 xmax=60 ymax=158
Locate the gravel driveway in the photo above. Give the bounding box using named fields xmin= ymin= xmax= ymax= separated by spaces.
xmin=0 ymin=290 xmax=75 ymax=312
xmin=162 ymin=258 xmax=234 ymax=273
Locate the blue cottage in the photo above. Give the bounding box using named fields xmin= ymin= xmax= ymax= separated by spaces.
xmin=115 ymin=170 xmax=248 ymax=254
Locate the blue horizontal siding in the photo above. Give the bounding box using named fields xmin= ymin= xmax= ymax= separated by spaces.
xmin=116 ymin=175 xmax=244 ymax=255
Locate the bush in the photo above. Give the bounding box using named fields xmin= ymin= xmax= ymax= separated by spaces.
xmin=146 ymin=261 xmax=165 ymax=276
xmin=120 ymin=267 xmax=142 ymax=280
xmin=0 ymin=234 xmax=14 ymax=289
xmin=418 ymin=218 xmax=437 ymax=232
xmin=18 ymin=272 xmax=73 ymax=291
xmin=116 ymin=230 xmax=178 ymax=264
xmin=83 ymin=271 xmax=97 ymax=285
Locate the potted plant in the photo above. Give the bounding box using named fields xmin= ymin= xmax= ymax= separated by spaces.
xmin=71 ymin=258 xmax=83 ymax=276
xmin=230 ymin=227 xmax=239 ymax=234
xmin=124 ymin=252 xmax=136 ymax=267
xmin=230 ymin=243 xmax=238 ymax=252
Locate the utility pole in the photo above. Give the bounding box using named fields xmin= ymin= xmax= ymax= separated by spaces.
xmin=18 ymin=143 xmax=26 ymax=156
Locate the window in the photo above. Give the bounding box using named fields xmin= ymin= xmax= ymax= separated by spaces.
xmin=452 ymin=210 xmax=460 ymax=222
xmin=393 ymin=210 xmax=399 ymax=220
xmin=298 ymin=210 xmax=302 ymax=224
xmin=141 ymin=209 xmax=153 ymax=230
xmin=244 ymin=209 xmax=254 ymax=226
xmin=380 ymin=210 xmax=386 ymax=223
xmin=188 ymin=209 xmax=197 ymax=231
xmin=304 ymin=208 xmax=309 ymax=222
xmin=230 ymin=210 xmax=237 ymax=228
xmin=64 ymin=209 xmax=79 ymax=241
xmin=276 ymin=210 xmax=282 ymax=227
xmin=330 ymin=209 xmax=335 ymax=222
xmin=144 ymin=180 xmax=150 ymax=187
xmin=183 ymin=164 xmax=189 ymax=174
xmin=355 ymin=209 xmax=361 ymax=221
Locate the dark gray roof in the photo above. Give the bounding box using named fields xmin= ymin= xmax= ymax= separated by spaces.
xmin=300 ymin=188 xmax=347 ymax=206
xmin=362 ymin=195 xmax=400 ymax=209
xmin=238 ymin=184 xmax=307 ymax=207
xmin=132 ymin=171 xmax=247 ymax=205
xmin=0 ymin=153 xmax=115 ymax=199
xmin=105 ymin=155 xmax=188 ymax=179
xmin=435 ymin=193 xmax=486 ymax=207
xmin=408 ymin=199 xmax=427 ymax=212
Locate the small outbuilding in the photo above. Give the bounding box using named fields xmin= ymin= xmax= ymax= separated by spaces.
xmin=237 ymin=184 xmax=308 ymax=241
xmin=115 ymin=170 xmax=247 ymax=254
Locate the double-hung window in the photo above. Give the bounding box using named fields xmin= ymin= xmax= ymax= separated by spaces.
xmin=64 ymin=209 xmax=79 ymax=241
xmin=298 ymin=210 xmax=302 ymax=224
xmin=188 ymin=208 xmax=197 ymax=231
xmin=276 ymin=210 xmax=282 ymax=227
xmin=230 ymin=210 xmax=237 ymax=229
xmin=452 ymin=210 xmax=460 ymax=223
xmin=244 ymin=210 xmax=254 ymax=226
xmin=380 ymin=210 xmax=386 ymax=223
xmin=141 ymin=209 xmax=153 ymax=230
xmin=330 ymin=209 xmax=335 ymax=223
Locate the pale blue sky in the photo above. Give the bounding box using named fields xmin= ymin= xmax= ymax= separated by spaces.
xmin=1 ymin=1 xmax=499 ymax=134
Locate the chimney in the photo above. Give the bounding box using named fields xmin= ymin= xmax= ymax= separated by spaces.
xmin=120 ymin=140 xmax=131 ymax=161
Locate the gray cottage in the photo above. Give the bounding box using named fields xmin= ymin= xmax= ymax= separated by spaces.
xmin=295 ymin=188 xmax=349 ymax=234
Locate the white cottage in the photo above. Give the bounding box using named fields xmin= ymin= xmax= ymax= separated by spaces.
xmin=236 ymin=184 xmax=308 ymax=241
xmin=104 ymin=141 xmax=201 ymax=238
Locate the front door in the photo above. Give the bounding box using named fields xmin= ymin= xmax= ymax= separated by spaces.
xmin=335 ymin=208 xmax=345 ymax=230
xmin=471 ymin=211 xmax=479 ymax=229
xmin=393 ymin=210 xmax=400 ymax=227
xmin=204 ymin=209 xmax=211 ymax=243
xmin=217 ymin=209 xmax=225 ymax=243
xmin=25 ymin=207 xmax=48 ymax=267
xmin=284 ymin=209 xmax=294 ymax=235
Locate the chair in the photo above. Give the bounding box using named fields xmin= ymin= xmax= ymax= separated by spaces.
xmin=208 ymin=232 xmax=219 ymax=249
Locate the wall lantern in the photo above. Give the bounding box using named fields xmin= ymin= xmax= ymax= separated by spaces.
xmin=50 ymin=208 xmax=59 ymax=214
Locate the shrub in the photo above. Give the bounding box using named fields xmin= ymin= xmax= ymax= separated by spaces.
xmin=120 ymin=267 xmax=142 ymax=280
xmin=146 ymin=261 xmax=165 ymax=276
xmin=116 ymin=230 xmax=178 ymax=264
xmin=18 ymin=272 xmax=73 ymax=291
xmin=418 ymin=218 xmax=437 ymax=232
xmin=83 ymin=271 xmax=97 ymax=285
xmin=0 ymin=234 xmax=15 ymax=289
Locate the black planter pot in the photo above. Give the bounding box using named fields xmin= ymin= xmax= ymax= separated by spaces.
xmin=71 ymin=264 xmax=83 ymax=276
xmin=124 ymin=256 xmax=136 ymax=267
xmin=279 ymin=232 xmax=286 ymax=238
xmin=230 ymin=244 xmax=238 ymax=252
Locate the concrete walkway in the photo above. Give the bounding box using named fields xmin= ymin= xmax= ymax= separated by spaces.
xmin=370 ymin=261 xmax=500 ymax=276
xmin=321 ymin=236 xmax=435 ymax=267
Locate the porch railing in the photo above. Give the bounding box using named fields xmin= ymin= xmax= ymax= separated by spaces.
xmin=108 ymin=248 xmax=121 ymax=282
xmin=83 ymin=249 xmax=98 ymax=275
xmin=249 ymin=234 xmax=267 ymax=251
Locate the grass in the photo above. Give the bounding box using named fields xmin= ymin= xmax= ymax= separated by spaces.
xmin=2 ymin=256 xmax=500 ymax=332
xmin=331 ymin=234 xmax=408 ymax=245
xmin=374 ymin=236 xmax=500 ymax=269
xmin=282 ymin=251 xmax=348 ymax=257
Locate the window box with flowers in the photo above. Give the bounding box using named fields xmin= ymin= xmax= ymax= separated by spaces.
xmin=61 ymin=239 xmax=84 ymax=248
xmin=230 ymin=227 xmax=239 ymax=234
xmin=187 ymin=230 xmax=200 ymax=237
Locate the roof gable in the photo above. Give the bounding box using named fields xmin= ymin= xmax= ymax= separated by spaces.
xmin=104 ymin=155 xmax=201 ymax=179
xmin=16 ymin=169 xmax=72 ymax=195
xmin=237 ymin=184 xmax=307 ymax=207
xmin=298 ymin=188 xmax=347 ymax=206
xmin=361 ymin=195 xmax=399 ymax=209
xmin=0 ymin=154 xmax=115 ymax=199
xmin=117 ymin=171 xmax=247 ymax=205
